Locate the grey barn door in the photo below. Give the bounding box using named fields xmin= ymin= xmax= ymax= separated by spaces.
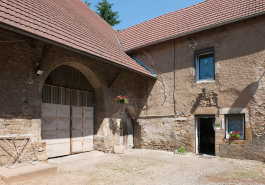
xmin=42 ymin=85 xmax=94 ymax=158
xmin=42 ymin=103 xmax=71 ymax=158
xmin=71 ymin=89 xmax=94 ymax=153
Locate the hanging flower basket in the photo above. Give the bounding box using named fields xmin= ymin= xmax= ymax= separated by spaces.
xmin=213 ymin=123 xmax=221 ymax=130
xmin=114 ymin=95 xmax=129 ymax=104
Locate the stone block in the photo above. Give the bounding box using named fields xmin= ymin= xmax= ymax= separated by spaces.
xmin=181 ymin=129 xmax=187 ymax=135
xmin=219 ymin=108 xmax=247 ymax=114
xmin=215 ymin=140 xmax=223 ymax=145
xmin=245 ymin=128 xmax=252 ymax=140
xmin=190 ymin=139 xmax=195 ymax=148
xmin=215 ymin=145 xmax=220 ymax=156
xmin=5 ymin=125 xmax=18 ymax=130
xmin=175 ymin=127 xmax=181 ymax=131
xmin=114 ymin=146 xmax=124 ymax=154
xmin=194 ymin=107 xmax=218 ymax=115
xmin=31 ymin=119 xmax=41 ymax=129
xmin=174 ymin=117 xmax=188 ymax=121
xmin=215 ymin=134 xmax=225 ymax=139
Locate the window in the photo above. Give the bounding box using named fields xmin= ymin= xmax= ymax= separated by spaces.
xmin=225 ymin=115 xmax=245 ymax=140
xmin=195 ymin=48 xmax=214 ymax=82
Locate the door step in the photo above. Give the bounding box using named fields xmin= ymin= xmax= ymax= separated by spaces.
xmin=0 ymin=162 xmax=57 ymax=183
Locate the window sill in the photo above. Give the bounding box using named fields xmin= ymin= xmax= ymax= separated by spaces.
xmin=223 ymin=139 xmax=247 ymax=145
xmin=193 ymin=80 xmax=216 ymax=86
xmin=196 ymin=80 xmax=215 ymax=84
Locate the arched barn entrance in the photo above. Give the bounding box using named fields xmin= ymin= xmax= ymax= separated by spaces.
xmin=41 ymin=65 xmax=94 ymax=158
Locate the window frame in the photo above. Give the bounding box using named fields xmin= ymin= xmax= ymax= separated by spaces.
xmin=225 ymin=114 xmax=245 ymax=140
xmin=194 ymin=47 xmax=215 ymax=82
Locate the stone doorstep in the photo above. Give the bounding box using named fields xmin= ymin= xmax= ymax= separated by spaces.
xmin=0 ymin=161 xmax=57 ymax=183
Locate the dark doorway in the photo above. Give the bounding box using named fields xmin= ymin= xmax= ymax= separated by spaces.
xmin=198 ymin=118 xmax=215 ymax=155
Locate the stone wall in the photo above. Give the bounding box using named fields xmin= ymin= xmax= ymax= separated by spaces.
xmin=0 ymin=28 xmax=144 ymax=165
xmin=130 ymin=15 xmax=265 ymax=161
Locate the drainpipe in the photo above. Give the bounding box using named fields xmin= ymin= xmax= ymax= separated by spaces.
xmin=173 ymin=41 xmax=177 ymax=116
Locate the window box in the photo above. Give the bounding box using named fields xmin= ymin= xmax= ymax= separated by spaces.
xmin=225 ymin=114 xmax=245 ymax=140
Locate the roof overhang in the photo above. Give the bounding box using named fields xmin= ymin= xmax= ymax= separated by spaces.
xmin=124 ymin=11 xmax=265 ymax=53
xmin=0 ymin=23 xmax=156 ymax=79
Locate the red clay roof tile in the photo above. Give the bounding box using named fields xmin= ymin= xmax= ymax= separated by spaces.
xmin=0 ymin=0 xmax=153 ymax=77
xmin=117 ymin=0 xmax=265 ymax=52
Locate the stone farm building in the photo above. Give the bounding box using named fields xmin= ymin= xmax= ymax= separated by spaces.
xmin=0 ymin=0 xmax=265 ymax=165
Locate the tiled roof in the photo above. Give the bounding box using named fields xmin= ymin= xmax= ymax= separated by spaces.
xmin=0 ymin=0 xmax=154 ymax=77
xmin=117 ymin=0 xmax=265 ymax=52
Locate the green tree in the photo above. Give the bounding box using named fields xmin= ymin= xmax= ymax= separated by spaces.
xmin=84 ymin=0 xmax=91 ymax=7
xmin=95 ymin=0 xmax=121 ymax=26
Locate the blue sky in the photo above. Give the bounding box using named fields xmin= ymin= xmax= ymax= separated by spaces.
xmin=82 ymin=0 xmax=205 ymax=30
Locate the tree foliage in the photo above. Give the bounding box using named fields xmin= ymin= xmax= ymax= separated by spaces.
xmin=95 ymin=0 xmax=121 ymax=26
xmin=84 ymin=0 xmax=91 ymax=7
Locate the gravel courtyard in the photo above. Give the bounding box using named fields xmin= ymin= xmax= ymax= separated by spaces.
xmin=1 ymin=149 xmax=265 ymax=185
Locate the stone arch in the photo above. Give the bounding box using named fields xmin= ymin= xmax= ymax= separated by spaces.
xmin=38 ymin=56 xmax=105 ymax=136
xmin=39 ymin=59 xmax=103 ymax=105
xmin=126 ymin=106 xmax=138 ymax=117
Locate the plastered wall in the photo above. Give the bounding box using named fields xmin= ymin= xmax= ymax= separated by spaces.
xmin=131 ymin=15 xmax=265 ymax=161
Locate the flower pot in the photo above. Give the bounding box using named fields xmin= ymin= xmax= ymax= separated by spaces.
xmin=119 ymin=99 xmax=125 ymax=103
xmin=213 ymin=126 xmax=220 ymax=130
xmin=229 ymin=137 xmax=241 ymax=140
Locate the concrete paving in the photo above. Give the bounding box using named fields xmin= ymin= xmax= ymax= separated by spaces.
xmin=0 ymin=162 xmax=57 ymax=184
xmin=1 ymin=150 xmax=264 ymax=184
xmin=125 ymin=149 xmax=220 ymax=167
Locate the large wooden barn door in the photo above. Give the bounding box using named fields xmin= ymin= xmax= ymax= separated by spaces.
xmin=42 ymin=86 xmax=71 ymax=158
xmin=41 ymin=65 xmax=94 ymax=158
xmin=71 ymin=90 xmax=94 ymax=153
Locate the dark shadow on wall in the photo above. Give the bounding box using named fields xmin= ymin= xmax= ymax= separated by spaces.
xmin=190 ymin=72 xmax=264 ymax=114
xmin=133 ymin=119 xmax=143 ymax=149
xmin=228 ymin=72 xmax=264 ymax=113
xmin=109 ymin=118 xmax=120 ymax=135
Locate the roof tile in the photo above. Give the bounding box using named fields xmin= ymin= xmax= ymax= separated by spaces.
xmin=118 ymin=0 xmax=265 ymax=52
xmin=0 ymin=0 xmax=153 ymax=77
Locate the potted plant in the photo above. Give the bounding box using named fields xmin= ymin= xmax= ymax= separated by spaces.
xmin=213 ymin=123 xmax=221 ymax=130
xmin=114 ymin=95 xmax=129 ymax=104
xmin=229 ymin=131 xmax=241 ymax=140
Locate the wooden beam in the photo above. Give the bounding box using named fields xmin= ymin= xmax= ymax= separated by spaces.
xmin=26 ymin=39 xmax=37 ymax=48
xmin=35 ymin=44 xmax=52 ymax=72
xmin=108 ymin=69 xmax=123 ymax=88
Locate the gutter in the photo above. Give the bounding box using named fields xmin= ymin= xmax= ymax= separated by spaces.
xmin=0 ymin=23 xmax=156 ymax=79
xmin=115 ymin=33 xmax=124 ymax=51
xmin=131 ymin=56 xmax=157 ymax=77
xmin=125 ymin=11 xmax=265 ymax=53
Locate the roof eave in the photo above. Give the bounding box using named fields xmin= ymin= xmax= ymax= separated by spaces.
xmin=125 ymin=11 xmax=265 ymax=53
xmin=0 ymin=23 xmax=156 ymax=79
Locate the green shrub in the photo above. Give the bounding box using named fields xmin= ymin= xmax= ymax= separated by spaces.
xmin=178 ymin=147 xmax=187 ymax=153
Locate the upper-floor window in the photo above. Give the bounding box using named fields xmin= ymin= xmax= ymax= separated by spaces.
xmin=195 ymin=48 xmax=214 ymax=82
